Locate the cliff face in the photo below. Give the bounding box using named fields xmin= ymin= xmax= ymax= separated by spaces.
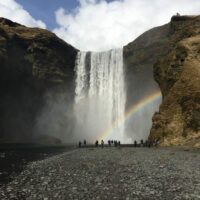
xmin=123 ymin=19 xmax=171 ymax=139
xmin=0 ymin=18 xmax=78 ymax=143
xmin=123 ymin=22 xmax=170 ymax=107
xmin=150 ymin=16 xmax=200 ymax=147
xmin=0 ymin=16 xmax=199 ymax=146
xmin=123 ymin=15 xmax=200 ymax=146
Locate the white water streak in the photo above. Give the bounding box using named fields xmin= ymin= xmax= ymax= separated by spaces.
xmin=74 ymin=49 xmax=127 ymax=142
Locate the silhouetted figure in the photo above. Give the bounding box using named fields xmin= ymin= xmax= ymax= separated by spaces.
xmin=148 ymin=140 xmax=152 ymax=148
xmin=95 ymin=140 xmax=99 ymax=147
xmin=118 ymin=141 xmax=121 ymax=147
xmin=101 ymin=140 xmax=104 ymax=148
xmin=84 ymin=139 xmax=86 ymax=146
xmin=108 ymin=140 xmax=111 ymax=147
xmin=114 ymin=140 xmax=117 ymax=147
xmin=111 ymin=140 xmax=113 ymax=145
xmin=176 ymin=12 xmax=180 ymax=16
xmin=134 ymin=140 xmax=137 ymax=147
xmin=140 ymin=139 xmax=144 ymax=147
xmin=79 ymin=141 xmax=82 ymax=148
xmin=145 ymin=140 xmax=149 ymax=147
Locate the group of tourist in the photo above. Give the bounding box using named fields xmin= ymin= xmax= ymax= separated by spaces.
xmin=78 ymin=139 xmax=121 ymax=148
xmin=108 ymin=140 xmax=120 ymax=147
xmin=78 ymin=140 xmax=87 ymax=148
xmin=133 ymin=139 xmax=160 ymax=148
xmin=78 ymin=138 xmax=159 ymax=148
xmin=95 ymin=140 xmax=121 ymax=148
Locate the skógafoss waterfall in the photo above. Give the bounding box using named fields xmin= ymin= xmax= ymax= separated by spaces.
xmin=74 ymin=49 xmax=130 ymax=142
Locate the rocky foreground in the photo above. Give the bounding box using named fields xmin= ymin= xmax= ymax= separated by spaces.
xmin=0 ymin=147 xmax=200 ymax=200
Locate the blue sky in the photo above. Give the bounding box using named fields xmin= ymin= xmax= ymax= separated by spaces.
xmin=16 ymin=0 xmax=79 ymax=29
xmin=0 ymin=0 xmax=199 ymax=51
xmin=16 ymin=0 xmax=114 ymax=30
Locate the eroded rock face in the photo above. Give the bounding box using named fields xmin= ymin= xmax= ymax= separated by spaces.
xmin=150 ymin=16 xmax=200 ymax=147
xmin=0 ymin=18 xmax=78 ymax=143
xmin=123 ymin=22 xmax=170 ymax=107
xmin=123 ymin=18 xmax=171 ymax=140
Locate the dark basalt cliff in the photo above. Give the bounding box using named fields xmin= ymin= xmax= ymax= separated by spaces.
xmin=149 ymin=16 xmax=200 ymax=147
xmin=0 ymin=18 xmax=78 ymax=143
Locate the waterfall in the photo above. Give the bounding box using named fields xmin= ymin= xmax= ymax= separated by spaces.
xmin=74 ymin=49 xmax=128 ymax=142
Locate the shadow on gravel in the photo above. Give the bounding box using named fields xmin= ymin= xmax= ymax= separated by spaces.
xmin=0 ymin=143 xmax=75 ymax=185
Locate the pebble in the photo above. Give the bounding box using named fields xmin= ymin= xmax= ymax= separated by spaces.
xmin=0 ymin=148 xmax=199 ymax=200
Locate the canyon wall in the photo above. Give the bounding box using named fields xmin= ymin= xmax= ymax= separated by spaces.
xmin=0 ymin=16 xmax=199 ymax=146
xmin=150 ymin=16 xmax=200 ymax=147
xmin=0 ymin=18 xmax=77 ymax=143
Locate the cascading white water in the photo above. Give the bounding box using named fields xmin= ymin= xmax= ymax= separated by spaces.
xmin=74 ymin=49 xmax=128 ymax=142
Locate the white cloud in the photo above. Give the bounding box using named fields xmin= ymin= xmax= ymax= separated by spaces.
xmin=53 ymin=0 xmax=200 ymax=51
xmin=0 ymin=0 xmax=46 ymax=29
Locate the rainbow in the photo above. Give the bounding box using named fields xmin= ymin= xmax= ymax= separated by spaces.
xmin=98 ymin=91 xmax=162 ymax=141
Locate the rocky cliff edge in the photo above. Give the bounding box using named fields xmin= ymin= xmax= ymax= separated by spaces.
xmin=150 ymin=15 xmax=200 ymax=147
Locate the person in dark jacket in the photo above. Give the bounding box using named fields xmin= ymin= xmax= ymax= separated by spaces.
xmin=145 ymin=140 xmax=148 ymax=147
xmin=118 ymin=141 xmax=121 ymax=148
xmin=101 ymin=140 xmax=104 ymax=148
xmin=78 ymin=141 xmax=82 ymax=148
xmin=84 ymin=139 xmax=86 ymax=146
xmin=134 ymin=140 xmax=137 ymax=147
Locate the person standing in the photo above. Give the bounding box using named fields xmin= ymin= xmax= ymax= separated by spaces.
xmin=78 ymin=141 xmax=82 ymax=148
xmin=95 ymin=140 xmax=99 ymax=147
xmin=140 ymin=139 xmax=144 ymax=147
xmin=134 ymin=140 xmax=137 ymax=147
xmin=118 ymin=141 xmax=121 ymax=148
xmin=84 ymin=139 xmax=87 ymax=146
xmin=101 ymin=140 xmax=104 ymax=148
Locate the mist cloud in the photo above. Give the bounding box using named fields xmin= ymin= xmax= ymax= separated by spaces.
xmin=53 ymin=0 xmax=200 ymax=51
xmin=0 ymin=0 xmax=46 ymax=29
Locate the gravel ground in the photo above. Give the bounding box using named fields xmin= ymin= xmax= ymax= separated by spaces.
xmin=0 ymin=147 xmax=200 ymax=200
